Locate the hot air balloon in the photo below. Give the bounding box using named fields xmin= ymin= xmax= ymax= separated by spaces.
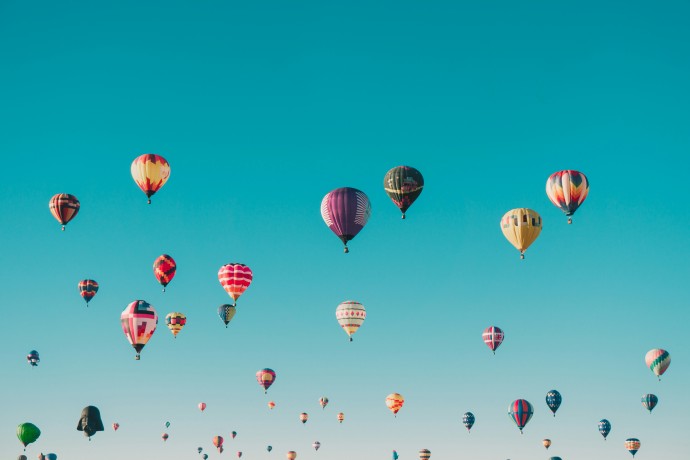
xmin=49 ymin=193 xmax=80 ymax=230
xmin=18 ymin=455 xmax=27 ymax=460
xmin=198 ymin=447 xmax=203 ymax=454
xmin=45 ymin=455 xmax=56 ymax=460
xmin=112 ymin=423 xmax=119 ymax=431
xmin=645 ymin=348 xmax=670 ymax=380
xmin=202 ymin=455 xmax=208 ymax=460
xmin=237 ymin=452 xmax=242 ymax=458
xmin=321 ymin=187 xmax=372 ymax=253
xmin=337 ymin=412 xmax=344 ymax=423
xmin=548 ymin=458 xmax=562 ymax=460
xmin=543 ymin=439 xmax=551 ymax=449
xmin=121 ymin=300 xmax=158 ymax=360
xmin=37 ymin=454 xmax=45 ymax=460
xmin=625 ymin=438 xmax=640 ymax=457
xmin=218 ymin=304 xmax=237 ymax=328
xmin=419 ymin=449 xmax=431 ymax=460
xmin=268 ymin=401 xmax=276 ymax=410
xmin=508 ymin=399 xmax=533 ymax=434
xmin=77 ymin=406 xmax=104 ymax=440
xmin=78 ymin=280 xmax=99 ymax=306
xmin=17 ymin=423 xmax=40 ymax=450
xmin=482 ymin=326 xmax=504 ymax=354
xmin=392 ymin=451 xmax=399 ymax=460
xmin=300 ymin=413 xmax=309 ymax=424
xmin=131 ymin=154 xmax=170 ymax=204
xmin=165 ymin=421 xmax=170 ymax=428
xmin=598 ymin=419 xmax=611 ymax=440
xmin=336 ymin=301 xmax=366 ymax=341
xmin=198 ymin=402 xmax=206 ymax=412
xmin=165 ymin=312 xmax=186 ymax=338
xmin=546 ymin=170 xmax=589 ymax=224
xmin=286 ymin=452 xmax=297 ymax=460
xmin=386 ymin=393 xmax=404 ymax=417
xmin=162 ymin=433 xmax=169 ymax=442
xmin=267 ymin=446 xmax=273 ymax=452
xmin=383 ymin=166 xmax=424 ymax=219
xmin=462 ymin=412 xmax=475 ymax=432
xmin=319 ymin=397 xmax=329 ymax=409
xmin=500 ymin=208 xmax=542 ymax=259
xmin=213 ymin=436 xmax=224 ymax=452
xmin=218 ymin=264 xmax=253 ymax=306
xmin=231 ymin=431 xmax=237 ymax=439
xmin=257 ymin=368 xmax=276 ymax=394
xmin=26 ymin=350 xmax=40 ymax=367
xmin=641 ymin=394 xmax=658 ymax=414
xmin=546 ymin=390 xmax=562 ymax=416
xmin=312 ymin=441 xmax=321 ymax=451
xmin=153 ymin=255 xmax=176 ymax=292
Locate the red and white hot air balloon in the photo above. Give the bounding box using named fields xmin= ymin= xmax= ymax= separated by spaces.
xmin=218 ymin=263 xmax=253 ymax=306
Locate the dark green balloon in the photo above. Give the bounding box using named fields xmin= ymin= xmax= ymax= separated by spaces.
xmin=16 ymin=422 xmax=40 ymax=447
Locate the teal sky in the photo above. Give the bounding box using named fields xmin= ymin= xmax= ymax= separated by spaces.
xmin=1 ymin=1 xmax=689 ymax=459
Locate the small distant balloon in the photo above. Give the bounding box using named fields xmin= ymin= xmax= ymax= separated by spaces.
xmin=482 ymin=326 xmax=504 ymax=354
xmin=231 ymin=431 xmax=237 ymax=439
xmin=256 ymin=368 xmax=276 ymax=394
xmin=76 ymin=406 xmax=104 ymax=440
xmin=112 ymin=423 xmax=119 ymax=431
xmin=45 ymin=455 xmax=57 ymax=460
xmin=267 ymin=446 xmax=273 ymax=452
xmin=78 ymin=280 xmax=99 ymax=306
xmin=300 ymin=413 xmax=309 ymax=424
xmin=462 ymin=412 xmax=475 ymax=432
xmin=162 ymin=433 xmax=169 ymax=442
xmin=198 ymin=447 xmax=203 ymax=454
xmin=543 ymin=439 xmax=551 ymax=449
xmin=49 ymin=193 xmax=80 ymax=230
xmin=213 ymin=436 xmax=224 ymax=452
xmin=312 ymin=441 xmax=320 ymax=451
xmin=202 ymin=455 xmax=208 ymax=460
xmin=598 ymin=419 xmax=611 ymax=440
xmin=546 ymin=390 xmax=562 ymax=416
xmin=237 ymin=452 xmax=242 ymax=458
xmin=419 ymin=449 xmax=431 ymax=460
xmin=546 ymin=170 xmax=590 ymax=224
xmin=18 ymin=455 xmax=27 ymax=460
xmin=337 ymin=412 xmax=344 ymax=423
xmin=319 ymin=396 xmax=329 ymax=410
xmin=641 ymin=394 xmax=658 ymax=414
xmin=199 ymin=402 xmax=206 ymax=412
xmin=385 ymin=393 xmax=404 ymax=417
xmin=268 ymin=401 xmax=276 ymax=410
xmin=26 ymin=350 xmax=40 ymax=367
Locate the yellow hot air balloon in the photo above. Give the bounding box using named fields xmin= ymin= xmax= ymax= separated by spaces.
xmin=165 ymin=312 xmax=186 ymax=338
xmin=500 ymin=208 xmax=542 ymax=259
xmin=131 ymin=154 xmax=170 ymax=204
xmin=385 ymin=393 xmax=404 ymax=417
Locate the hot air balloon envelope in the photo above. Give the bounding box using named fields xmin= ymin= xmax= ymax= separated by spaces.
xmin=383 ymin=166 xmax=424 ymax=218
xmin=131 ymin=154 xmax=170 ymax=203
xmin=500 ymin=208 xmax=542 ymax=258
xmin=321 ymin=187 xmax=372 ymax=252
xmin=77 ymin=406 xmax=104 ymax=439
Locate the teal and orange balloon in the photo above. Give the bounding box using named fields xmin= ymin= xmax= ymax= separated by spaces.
xmin=49 ymin=193 xmax=80 ymax=230
xmin=645 ymin=348 xmax=670 ymax=380
xmin=383 ymin=166 xmax=424 ymax=219
xmin=78 ymin=280 xmax=99 ymax=306
xmin=625 ymin=438 xmax=640 ymax=457
xmin=546 ymin=170 xmax=589 ymax=224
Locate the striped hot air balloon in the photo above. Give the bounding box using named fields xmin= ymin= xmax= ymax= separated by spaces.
xmin=645 ymin=348 xmax=670 ymax=380
xmin=641 ymin=394 xmax=658 ymax=414
xmin=508 ymin=399 xmax=533 ymax=434
xmin=256 ymin=368 xmax=276 ymax=394
xmin=482 ymin=326 xmax=504 ymax=354
xmin=336 ymin=301 xmax=366 ymax=342
xmin=218 ymin=263 xmax=253 ymax=306
xmin=49 ymin=193 xmax=80 ymax=230
xmin=462 ymin=412 xmax=475 ymax=432
xmin=213 ymin=436 xmax=224 ymax=453
xmin=383 ymin=166 xmax=424 ymax=219
xmin=131 ymin=154 xmax=170 ymax=204
xmin=419 ymin=449 xmax=431 ymax=460
xmin=120 ymin=300 xmax=158 ymax=360
xmin=165 ymin=312 xmax=186 ymax=338
xmin=78 ymin=279 xmax=99 ymax=306
xmin=500 ymin=208 xmax=542 ymax=259
xmin=546 ymin=170 xmax=589 ymax=224
xmin=625 ymin=438 xmax=640 ymax=457
xmin=321 ymin=187 xmax=372 ymax=253
xmin=153 ymin=255 xmax=176 ymax=292
xmin=385 ymin=393 xmax=405 ymax=417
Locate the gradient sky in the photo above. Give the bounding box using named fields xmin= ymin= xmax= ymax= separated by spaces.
xmin=1 ymin=1 xmax=689 ymax=459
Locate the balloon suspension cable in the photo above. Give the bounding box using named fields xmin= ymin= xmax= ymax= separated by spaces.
xmin=568 ymin=217 xmax=573 ymax=224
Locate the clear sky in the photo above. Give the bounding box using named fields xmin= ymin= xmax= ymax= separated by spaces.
xmin=1 ymin=1 xmax=689 ymax=459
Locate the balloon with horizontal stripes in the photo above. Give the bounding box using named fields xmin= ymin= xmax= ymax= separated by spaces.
xmin=165 ymin=312 xmax=186 ymax=338
xmin=336 ymin=301 xmax=366 ymax=342
xmin=546 ymin=170 xmax=589 ymax=224
xmin=419 ymin=449 xmax=431 ymax=460
xmin=218 ymin=263 xmax=253 ymax=306
xmin=78 ymin=279 xmax=99 ymax=306
xmin=625 ymin=438 xmax=640 ymax=457
xmin=321 ymin=187 xmax=372 ymax=253
xmin=645 ymin=348 xmax=670 ymax=380
xmin=131 ymin=154 xmax=170 ymax=204
xmin=49 ymin=193 xmax=80 ymax=230
xmin=482 ymin=326 xmax=504 ymax=354
xmin=508 ymin=399 xmax=533 ymax=433
xmin=383 ymin=165 xmax=424 ymax=219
